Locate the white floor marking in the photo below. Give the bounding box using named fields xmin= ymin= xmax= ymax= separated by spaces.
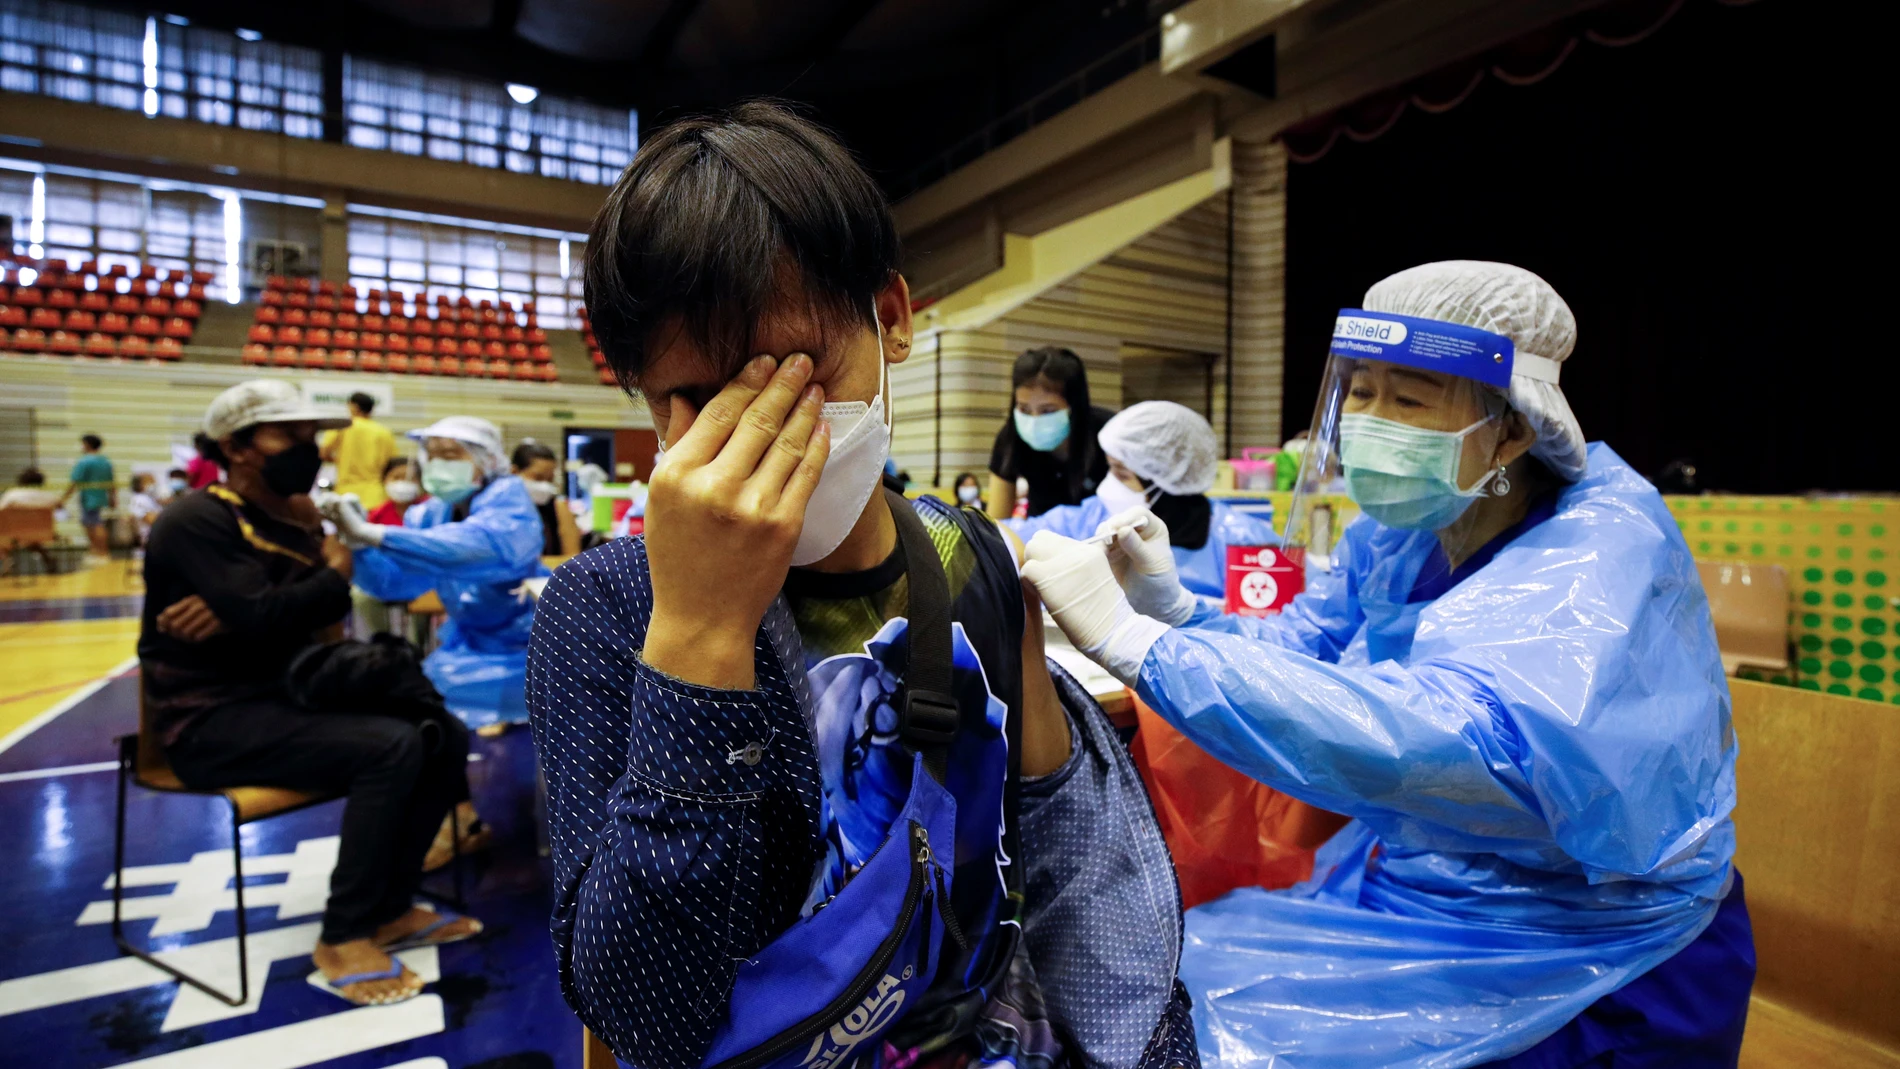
xmin=0 ymin=920 xmax=439 ymax=1033
xmin=107 ymin=993 xmax=444 ymax=1069
xmin=83 ymin=838 xmax=340 ymax=935
xmin=0 ymin=655 xmax=139 ymax=757
xmin=0 ymin=759 xmax=118 ymax=784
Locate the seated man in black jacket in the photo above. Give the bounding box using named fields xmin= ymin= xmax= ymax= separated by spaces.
xmin=141 ymin=379 xmax=483 ymax=1007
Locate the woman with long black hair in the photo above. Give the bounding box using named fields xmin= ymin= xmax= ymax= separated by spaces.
xmin=985 ymin=346 xmax=1115 ymax=519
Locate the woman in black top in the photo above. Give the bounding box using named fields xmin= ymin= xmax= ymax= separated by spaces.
xmin=510 ymin=440 xmax=580 ymax=557
xmin=986 ymin=346 xmax=1113 ymax=519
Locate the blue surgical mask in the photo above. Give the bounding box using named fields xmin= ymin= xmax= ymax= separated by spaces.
xmin=1014 ymin=408 xmax=1070 ymax=452
xmin=1339 ymin=412 xmax=1498 ymax=530
xmin=421 ymin=458 xmax=479 ymax=505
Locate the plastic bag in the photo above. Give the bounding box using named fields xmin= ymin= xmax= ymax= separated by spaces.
xmin=1129 ymin=696 xmax=1348 ymax=909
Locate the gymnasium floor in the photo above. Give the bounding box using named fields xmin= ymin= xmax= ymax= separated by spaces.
xmin=0 ymin=565 xmax=581 ymax=1069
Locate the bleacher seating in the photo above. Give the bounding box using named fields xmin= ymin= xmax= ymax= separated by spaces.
xmin=0 ymin=259 xmax=209 ymax=361
xmin=577 ymin=304 xmax=617 ymax=386
xmin=239 ymin=276 xmax=558 ymax=381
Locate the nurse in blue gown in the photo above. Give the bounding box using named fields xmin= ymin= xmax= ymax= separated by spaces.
xmin=328 ymin=415 xmax=547 ymax=729
xmin=1010 ymin=401 xmax=1275 ymax=603
xmin=1021 ymin=262 xmax=1754 ymax=1069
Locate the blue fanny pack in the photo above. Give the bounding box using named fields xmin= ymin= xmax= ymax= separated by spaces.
xmin=696 ymin=491 xmax=993 ymax=1069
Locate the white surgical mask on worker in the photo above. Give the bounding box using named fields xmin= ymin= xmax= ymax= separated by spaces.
xmin=1094 ymin=471 xmax=1158 ymax=516
xmin=385 ymin=479 xmax=420 ymax=505
xmin=523 ymin=479 xmax=560 ymax=506
xmin=789 ymin=306 xmax=893 ymax=567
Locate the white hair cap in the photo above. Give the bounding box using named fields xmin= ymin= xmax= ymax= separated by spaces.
xmin=1098 ymin=401 xmax=1221 ymax=496
xmin=409 ymin=415 xmax=505 ymax=476
xmin=1362 ymin=260 xmax=1587 ymax=481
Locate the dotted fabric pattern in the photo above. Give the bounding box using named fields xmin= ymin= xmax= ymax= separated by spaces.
xmin=1667 ymin=496 xmax=1898 ymax=704
xmin=526 ymin=536 xmax=822 ymax=1068
xmin=1020 ymin=660 xmax=1190 ymax=1069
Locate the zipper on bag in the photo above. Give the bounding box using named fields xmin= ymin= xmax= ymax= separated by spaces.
xmin=708 ymin=820 xmax=932 ymax=1069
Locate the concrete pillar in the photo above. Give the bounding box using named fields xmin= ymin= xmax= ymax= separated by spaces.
xmin=1225 ymin=138 xmax=1287 ymax=452
xmin=320 ymin=191 xmax=349 ymax=287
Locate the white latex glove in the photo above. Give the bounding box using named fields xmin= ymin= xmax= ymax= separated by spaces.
xmin=329 ymin=493 xmax=384 ymax=549
xmin=1095 ymin=507 xmax=1198 ymax=626
xmin=1022 ymin=531 xmax=1169 ymax=687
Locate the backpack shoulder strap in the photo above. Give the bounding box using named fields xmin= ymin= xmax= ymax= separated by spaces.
xmin=886 ymin=489 xmax=957 ymax=783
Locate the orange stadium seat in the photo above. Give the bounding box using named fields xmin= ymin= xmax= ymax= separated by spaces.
xmin=118 ymin=335 xmax=151 ymax=359
xmin=359 ymin=331 xmax=385 ymax=351
xmin=503 ymin=325 xmax=525 ymax=342
xmin=483 ymin=340 xmax=506 ymax=360
xmin=63 ymin=309 xmax=97 ymax=332
xmin=100 ymin=312 xmax=130 ymax=334
xmin=287 ymin=291 xmax=310 ymax=309
xmin=532 ymin=344 xmax=552 ymax=362
xmin=132 ymin=315 xmax=161 ymax=336
xmin=175 ymin=298 xmax=203 ymax=318
xmin=411 ymin=336 xmax=436 ymax=355
xmin=306 ymin=327 xmax=332 ymax=348
xmin=506 ymin=342 xmax=530 ymax=361
xmin=0 ymin=306 xmax=23 ymax=328
xmin=278 ymin=325 xmax=305 ymax=346
xmin=336 ymin=311 xmax=359 ymax=329
xmin=241 ymin=342 xmax=269 ymax=365
xmin=411 ymin=354 xmax=439 ymax=375
xmin=11 ymin=328 xmax=46 ymax=352
xmin=260 ymin=289 xmax=285 ymax=307
xmin=597 ymin=367 xmax=617 ymax=386
xmin=408 ymin=317 xmax=433 ymax=337
xmin=334 ymin=329 xmax=359 ymax=350
xmin=163 ymin=317 xmax=192 ymax=339
xmin=509 ymin=361 xmax=538 ymax=382
xmin=29 ymin=307 xmax=61 ymax=329
xmin=299 ymin=348 xmax=328 ymax=369
xmin=485 ymin=358 xmax=511 ymax=379
xmin=437 ymin=355 xmax=463 ymax=376
xmin=84 ymin=332 xmax=117 ymax=357
xmin=309 ymin=309 xmax=335 ymax=328
xmin=48 ymin=288 xmax=77 ymax=309
xmin=80 ymin=291 xmax=110 ymax=311
xmin=142 ymin=296 xmax=173 ymax=316
xmin=357 ymin=351 xmax=386 ymax=373
xmin=265 ymin=275 xmax=290 ymax=291
xmin=154 ymin=336 xmax=183 ymax=361
xmin=386 ymin=334 xmax=411 ymax=353
xmin=111 ymin=293 xmax=141 ymax=314
xmin=12 ymin=287 xmax=42 ymax=307
xmin=328 ymin=350 xmax=357 ymax=371
xmin=457 ymin=321 xmax=481 ymax=339
xmin=384 ymin=352 xmax=410 ymax=373
xmin=186 ymin=283 xmax=208 ymax=302
xmin=362 ymin=313 xmax=387 ymax=332
xmin=256 ymin=305 xmax=282 ymax=324
xmin=270 ymin=345 xmax=299 ymax=367
xmin=456 ymin=338 xmax=480 ymax=359
xmin=283 ymin=307 xmax=309 ymax=326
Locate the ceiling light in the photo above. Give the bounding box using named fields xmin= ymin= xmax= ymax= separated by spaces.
xmin=506 ymin=83 xmax=539 ymax=105
xmin=236 ymin=28 xmax=262 ymax=42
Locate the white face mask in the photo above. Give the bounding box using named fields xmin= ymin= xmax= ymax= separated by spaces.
xmin=789 ymin=308 xmax=893 ymax=567
xmin=956 ymin=483 xmax=981 ymax=504
xmin=1095 ymin=472 xmax=1158 ymax=516
xmin=523 ymin=478 xmax=560 ymax=506
xmin=385 ymin=479 xmax=420 ymax=504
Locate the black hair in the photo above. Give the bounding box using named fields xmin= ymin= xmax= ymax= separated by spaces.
xmin=953 ymin=471 xmax=981 ymax=488
xmin=167 ymin=468 xmax=188 ymax=480
xmin=383 ymin=456 xmax=415 ymax=479
xmin=998 ymin=346 xmax=1101 ymax=504
xmin=512 ymin=440 xmax=557 ymax=470
xmin=81 ymin=434 xmax=102 ymax=450
xmin=348 ymin=392 xmax=375 ymax=416
xmin=192 ymin=432 xmax=217 ymax=459
xmin=1151 ymin=492 xmax=1212 ymax=551
xmin=584 ymin=99 xmax=900 ymax=393
xmin=18 ymin=468 xmax=45 ymax=486
xmin=200 ymin=425 xmax=257 ymax=468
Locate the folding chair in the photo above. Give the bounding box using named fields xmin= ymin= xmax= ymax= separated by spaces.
xmin=114 ymin=686 xmax=465 ymax=1006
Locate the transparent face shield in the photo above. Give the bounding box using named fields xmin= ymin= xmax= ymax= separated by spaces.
xmin=1282 ymin=309 xmax=1553 ymax=568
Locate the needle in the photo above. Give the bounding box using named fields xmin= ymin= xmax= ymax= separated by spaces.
xmin=1083 ymin=516 xmax=1147 ymax=546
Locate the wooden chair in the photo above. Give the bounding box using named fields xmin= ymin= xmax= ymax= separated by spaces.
xmin=1696 ymin=560 xmax=1791 ymax=676
xmin=583 ymin=1028 xmax=616 ymax=1069
xmin=0 ymin=505 xmax=58 ymax=579
xmin=114 ymin=685 xmax=468 ymax=1006
xmin=114 ymin=688 xmax=342 ymax=1005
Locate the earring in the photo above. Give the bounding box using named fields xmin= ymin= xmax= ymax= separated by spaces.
xmin=892 ymin=336 xmax=911 ymax=351
xmin=1491 ymin=462 xmax=1511 ymax=497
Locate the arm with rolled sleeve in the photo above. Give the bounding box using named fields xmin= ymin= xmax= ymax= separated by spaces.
xmin=527 ymin=537 xmax=822 ymax=1068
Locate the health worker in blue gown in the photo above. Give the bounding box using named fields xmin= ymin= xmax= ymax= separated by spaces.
xmin=1009 ymin=400 xmax=1276 ymax=604
xmin=326 ymin=416 xmax=546 ymax=728
xmin=1022 ymin=261 xmax=1754 ymax=1069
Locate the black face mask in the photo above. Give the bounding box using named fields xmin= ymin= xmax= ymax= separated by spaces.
xmin=261 ymin=439 xmax=323 ymax=497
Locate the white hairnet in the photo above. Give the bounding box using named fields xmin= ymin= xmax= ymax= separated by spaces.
xmin=408 ymin=415 xmax=506 ymax=476
xmin=1362 ymin=261 xmax=1587 ymax=481
xmin=1097 ymin=401 xmax=1221 ymax=496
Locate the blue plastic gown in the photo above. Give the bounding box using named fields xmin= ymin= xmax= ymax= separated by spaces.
xmin=1135 ymin=444 xmax=1739 ymax=1068
xmin=1010 ymin=495 xmax=1277 ymax=601
xmin=352 ymin=474 xmax=548 ymax=727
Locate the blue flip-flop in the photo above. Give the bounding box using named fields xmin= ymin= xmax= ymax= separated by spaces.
xmin=308 ymin=961 xmax=418 ymax=1005
xmin=380 ymin=910 xmax=482 ymax=952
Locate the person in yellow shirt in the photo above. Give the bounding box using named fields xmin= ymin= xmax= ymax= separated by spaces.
xmin=321 ymin=392 xmax=395 ymax=509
